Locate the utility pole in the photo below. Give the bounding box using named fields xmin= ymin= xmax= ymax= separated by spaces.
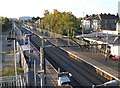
xmin=34 ymin=59 xmax=36 ymax=87
xmin=82 ymin=11 xmax=85 ymax=45
xmin=13 ymin=22 xmax=17 ymax=86
xmin=40 ymin=37 xmax=46 ymax=87
xmin=104 ymin=32 xmax=109 ymax=62
xmin=68 ymin=29 xmax=70 ymax=46
xmin=40 ymin=38 xmax=44 ymax=70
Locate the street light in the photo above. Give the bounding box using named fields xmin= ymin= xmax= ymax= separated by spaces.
xmin=67 ymin=29 xmax=70 ymax=46
xmin=37 ymin=70 xmax=44 ymax=88
xmin=81 ymin=19 xmax=84 ymax=45
xmin=39 ymin=37 xmax=54 ymax=87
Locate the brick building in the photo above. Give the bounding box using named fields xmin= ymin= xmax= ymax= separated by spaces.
xmin=82 ymin=13 xmax=119 ymax=32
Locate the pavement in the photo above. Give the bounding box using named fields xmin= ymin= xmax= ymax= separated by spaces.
xmin=2 ymin=31 xmax=15 ymax=70
xmin=1 ymin=31 xmax=21 ymax=77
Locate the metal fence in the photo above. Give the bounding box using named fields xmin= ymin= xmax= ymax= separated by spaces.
xmin=0 ymin=74 xmax=28 ymax=88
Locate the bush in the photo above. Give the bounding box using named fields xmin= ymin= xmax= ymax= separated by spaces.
xmin=10 ymin=50 xmax=14 ymax=54
xmin=1 ymin=68 xmax=24 ymax=76
xmin=2 ymin=59 xmax=5 ymax=62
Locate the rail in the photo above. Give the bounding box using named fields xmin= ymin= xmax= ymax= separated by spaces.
xmin=21 ymin=25 xmax=120 ymax=87
xmin=0 ymin=74 xmax=28 ymax=87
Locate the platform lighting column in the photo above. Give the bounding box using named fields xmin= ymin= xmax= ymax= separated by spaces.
xmin=39 ymin=37 xmax=45 ymax=87
xmin=12 ymin=22 xmax=17 ymax=86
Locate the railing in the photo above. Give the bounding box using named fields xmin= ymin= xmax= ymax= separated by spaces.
xmin=0 ymin=73 xmax=28 ymax=87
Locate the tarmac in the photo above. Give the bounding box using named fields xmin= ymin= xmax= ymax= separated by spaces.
xmin=2 ymin=31 xmax=15 ymax=70
xmin=1 ymin=31 xmax=20 ymax=77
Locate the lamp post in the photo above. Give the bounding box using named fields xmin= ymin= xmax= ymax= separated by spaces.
xmin=40 ymin=37 xmax=44 ymax=70
xmin=12 ymin=22 xmax=17 ymax=85
xmin=39 ymin=37 xmax=45 ymax=87
xmin=37 ymin=70 xmax=44 ymax=88
xmin=81 ymin=20 xmax=84 ymax=44
xmin=68 ymin=29 xmax=70 ymax=46
xmin=34 ymin=59 xmax=36 ymax=87
xmin=48 ymin=23 xmax=51 ymax=38
xmin=13 ymin=37 xmax=17 ymax=86
xmin=39 ymin=38 xmax=54 ymax=87
xmin=105 ymin=33 xmax=108 ymax=59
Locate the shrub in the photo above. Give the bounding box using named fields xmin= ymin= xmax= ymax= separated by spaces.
xmin=10 ymin=50 xmax=14 ymax=54
xmin=2 ymin=68 xmax=24 ymax=76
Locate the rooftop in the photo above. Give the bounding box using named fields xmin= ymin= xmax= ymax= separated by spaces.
xmin=83 ymin=13 xmax=119 ymax=20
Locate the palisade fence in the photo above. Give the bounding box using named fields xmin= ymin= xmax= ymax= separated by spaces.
xmin=0 ymin=73 xmax=28 ymax=88
xmin=0 ymin=42 xmax=29 ymax=87
xmin=18 ymin=42 xmax=29 ymax=73
xmin=37 ymin=28 xmax=64 ymax=38
xmin=25 ymin=24 xmax=64 ymax=38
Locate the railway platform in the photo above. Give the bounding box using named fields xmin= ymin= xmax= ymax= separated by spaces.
xmin=23 ymin=25 xmax=120 ymax=83
xmin=48 ymin=39 xmax=120 ymax=81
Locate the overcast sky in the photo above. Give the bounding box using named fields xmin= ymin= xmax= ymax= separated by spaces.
xmin=0 ymin=0 xmax=119 ymax=18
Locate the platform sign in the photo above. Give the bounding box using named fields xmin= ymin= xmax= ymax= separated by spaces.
xmin=30 ymin=49 xmax=33 ymax=53
xmin=7 ymin=37 xmax=16 ymax=40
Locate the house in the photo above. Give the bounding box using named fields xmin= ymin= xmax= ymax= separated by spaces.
xmin=35 ymin=17 xmax=43 ymax=28
xmin=82 ymin=13 xmax=119 ymax=32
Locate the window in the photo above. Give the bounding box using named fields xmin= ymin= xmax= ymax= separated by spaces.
xmin=105 ymin=20 xmax=107 ymax=24
xmin=105 ymin=25 xmax=107 ymax=29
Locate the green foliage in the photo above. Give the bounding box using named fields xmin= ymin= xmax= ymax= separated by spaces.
xmin=2 ymin=17 xmax=12 ymax=32
xmin=32 ymin=17 xmax=40 ymax=21
xmin=2 ymin=58 xmax=5 ymax=62
xmin=41 ymin=9 xmax=82 ymax=36
xmin=10 ymin=50 xmax=19 ymax=54
xmin=2 ymin=68 xmax=24 ymax=76
xmin=10 ymin=50 xmax=14 ymax=54
xmin=2 ymin=69 xmax=14 ymax=76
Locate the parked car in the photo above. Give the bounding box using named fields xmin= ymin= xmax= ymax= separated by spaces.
xmin=112 ymin=55 xmax=120 ymax=60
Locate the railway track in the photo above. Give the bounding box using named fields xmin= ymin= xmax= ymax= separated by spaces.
xmin=44 ymin=51 xmax=84 ymax=88
xmin=30 ymin=36 xmax=83 ymax=87
xmin=30 ymin=36 xmax=108 ymax=87
xmin=44 ymin=47 xmax=108 ymax=87
xmin=19 ymin=26 xmax=110 ymax=87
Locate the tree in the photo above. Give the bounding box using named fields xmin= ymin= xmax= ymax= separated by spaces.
xmin=32 ymin=16 xmax=40 ymax=21
xmin=41 ymin=10 xmax=82 ymax=36
xmin=43 ymin=10 xmax=49 ymax=16
xmin=2 ymin=17 xmax=12 ymax=32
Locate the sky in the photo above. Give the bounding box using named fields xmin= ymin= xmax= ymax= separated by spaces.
xmin=0 ymin=0 xmax=120 ymax=18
